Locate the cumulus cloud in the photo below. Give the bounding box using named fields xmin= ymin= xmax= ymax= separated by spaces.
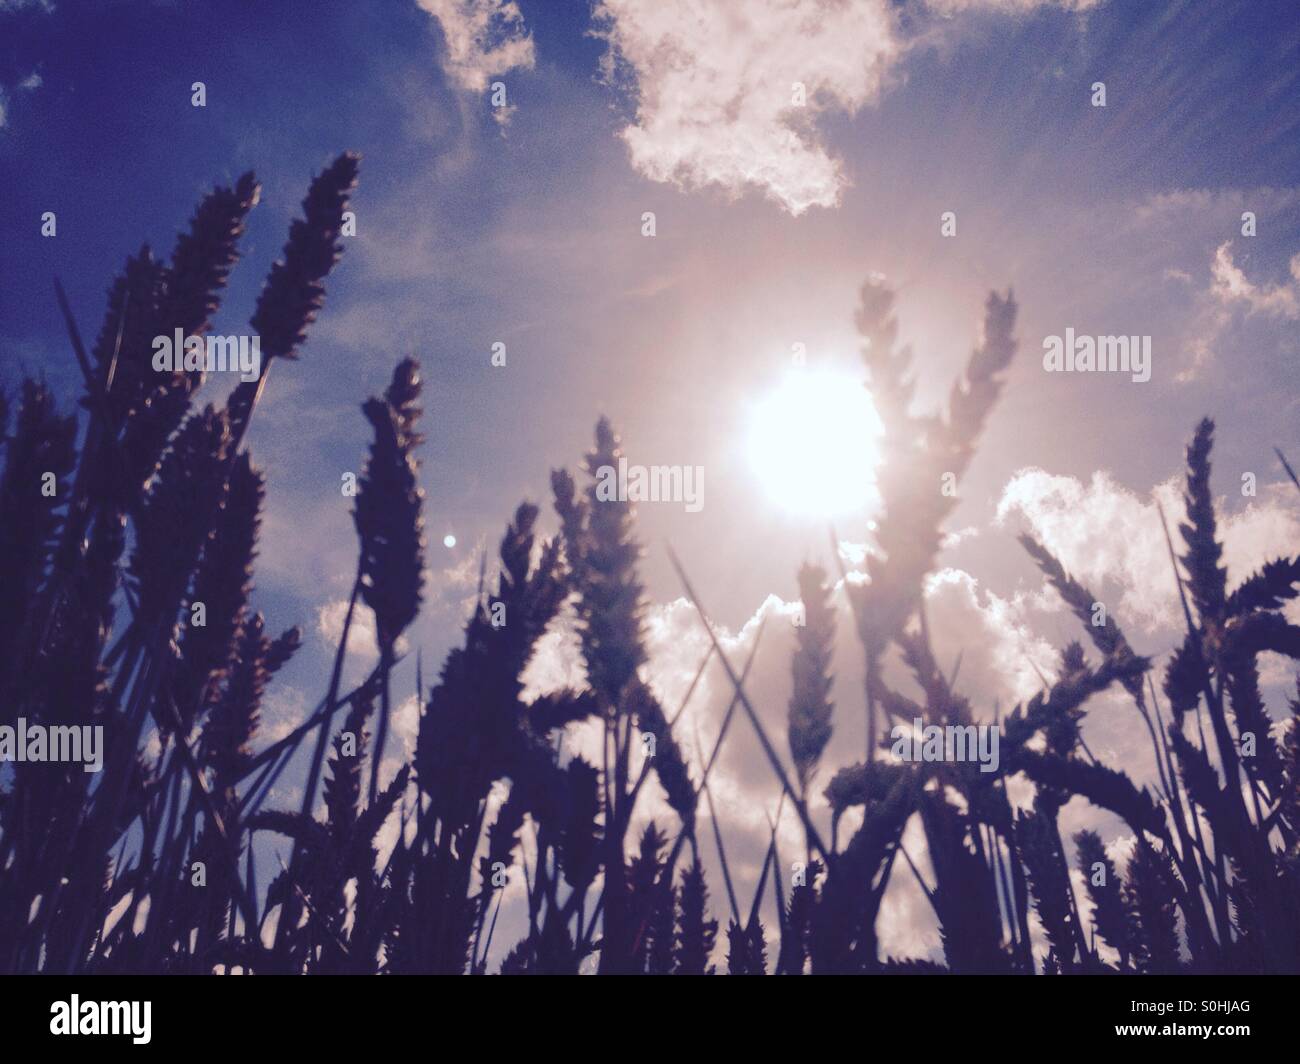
xmin=592 ymin=0 xmax=1103 ymax=215
xmin=998 ymin=468 xmax=1300 ymax=633
xmin=518 ymin=557 xmax=1070 ymax=963
xmin=521 ymin=605 xmax=588 ymax=701
xmin=316 ymin=599 xmax=410 ymax=661
xmin=923 ymin=567 xmax=1057 ymax=707
xmin=1210 ymin=240 xmax=1300 ymax=319
xmin=418 ymin=0 xmax=535 ymax=94
xmin=526 ymin=562 xmax=1066 ymax=818
xmin=593 ymin=0 xmax=901 ymax=215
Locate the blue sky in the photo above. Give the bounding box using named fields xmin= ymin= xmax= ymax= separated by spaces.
xmin=3 ymin=0 xmax=1299 ymax=963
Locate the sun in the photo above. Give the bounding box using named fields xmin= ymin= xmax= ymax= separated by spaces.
xmin=746 ymin=368 xmax=884 ymax=519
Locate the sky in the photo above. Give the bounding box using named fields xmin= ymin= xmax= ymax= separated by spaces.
xmin=2 ymin=0 xmax=1299 ymax=967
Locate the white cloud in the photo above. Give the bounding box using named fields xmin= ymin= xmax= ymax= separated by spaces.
xmin=516 ymin=557 xmax=1073 ymax=963
xmin=1122 ymin=192 xmax=1300 ymax=380
xmin=390 ymin=693 xmax=422 ymax=757
xmin=417 ymin=0 xmax=535 ymax=93
xmin=520 ymin=601 xmax=588 ymax=702
xmin=925 ymin=0 xmax=1100 ymax=12
xmin=0 ymin=67 xmax=43 ymax=130
xmin=998 ymin=468 xmax=1300 ymax=633
xmin=261 ymin=685 xmax=309 ymax=744
xmin=1210 ymin=240 xmax=1300 ymax=319
xmin=593 ymin=0 xmax=901 ymax=215
xmin=941 ymin=525 xmax=980 ymax=550
xmin=316 ymin=599 xmax=410 ymax=661
xmin=592 ymin=0 xmax=1103 ymax=215
xmin=923 ymin=567 xmax=1057 ymax=707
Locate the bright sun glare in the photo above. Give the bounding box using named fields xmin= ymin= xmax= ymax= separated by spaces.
xmin=747 ymin=369 xmax=883 ymax=519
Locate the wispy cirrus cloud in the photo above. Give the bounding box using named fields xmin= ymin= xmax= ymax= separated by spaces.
xmin=0 ymin=69 xmax=42 ymax=130
xmin=1210 ymin=240 xmax=1300 ymax=319
xmin=417 ymin=0 xmax=535 ymax=93
xmin=1179 ymin=237 xmax=1300 ymax=379
xmin=0 ymin=0 xmax=51 ymax=130
xmin=924 ymin=0 xmax=1100 ymax=13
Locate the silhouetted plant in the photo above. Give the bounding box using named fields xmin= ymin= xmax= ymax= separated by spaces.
xmin=2 ymin=164 xmax=1298 ymax=977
